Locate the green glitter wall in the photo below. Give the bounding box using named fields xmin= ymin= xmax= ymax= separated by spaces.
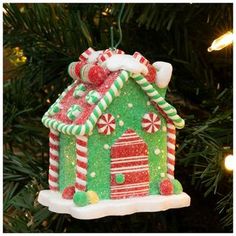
xmin=58 ymin=78 xmax=169 ymax=198
xmin=59 ymin=134 xmax=76 ymax=191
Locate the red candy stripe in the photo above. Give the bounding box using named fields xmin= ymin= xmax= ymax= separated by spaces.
xmin=115 ymin=49 xmax=125 ymax=54
xmin=110 ymin=129 xmax=150 ymax=199
xmin=79 ymin=47 xmax=95 ymax=61
xmin=97 ymin=114 xmax=116 ymax=135
xmin=142 ymin=112 xmax=161 ymax=133
xmin=133 ymin=52 xmax=149 ymax=66
xmin=167 ymin=121 xmax=176 ymax=179
xmin=75 ymin=135 xmax=88 ymax=192
xmin=97 ymin=49 xmax=113 ymax=64
xmin=49 ymin=129 xmax=59 ymax=191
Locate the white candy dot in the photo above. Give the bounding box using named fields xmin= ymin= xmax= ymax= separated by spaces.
xmin=119 ymin=120 xmax=124 ymax=126
xmin=117 ymin=114 xmax=120 ymax=118
xmin=160 ymin=173 xmax=165 ymax=177
xmin=104 ymin=144 xmax=110 ymax=150
xmin=154 ymin=148 xmax=160 ymax=155
xmin=116 ymin=91 xmax=121 ymax=97
xmin=90 ymin=172 xmax=96 ymax=177
xmin=147 ymin=101 xmax=151 ymax=106
xmin=128 ymin=103 xmax=133 ymax=108
xmin=158 ymin=166 xmax=161 ymax=170
xmin=162 ymin=126 xmax=167 ymax=132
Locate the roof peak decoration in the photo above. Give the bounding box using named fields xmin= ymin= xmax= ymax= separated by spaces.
xmin=42 ymin=48 xmax=184 ymax=135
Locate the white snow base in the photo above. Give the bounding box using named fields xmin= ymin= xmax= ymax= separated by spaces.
xmin=38 ymin=190 xmax=190 ymax=220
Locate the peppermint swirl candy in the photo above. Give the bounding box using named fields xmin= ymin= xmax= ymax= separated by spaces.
xmin=48 ymin=103 xmax=60 ymax=116
xmin=86 ymin=90 xmax=101 ymax=105
xmin=67 ymin=104 xmax=82 ymax=121
xmin=73 ymin=84 xmax=86 ymax=98
xmin=97 ymin=114 xmax=116 ymax=135
xmin=142 ymin=112 xmax=161 ymax=133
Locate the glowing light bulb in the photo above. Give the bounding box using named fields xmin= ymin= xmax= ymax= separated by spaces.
xmin=224 ymin=154 xmax=234 ymax=171
xmin=3 ymin=7 xmax=7 ymax=15
xmin=208 ymin=31 xmax=233 ymax=52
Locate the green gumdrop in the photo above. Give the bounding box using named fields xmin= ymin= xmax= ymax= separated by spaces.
xmin=52 ymin=105 xmax=60 ymax=113
xmin=171 ymin=179 xmax=183 ymax=194
xmin=115 ymin=173 xmax=125 ymax=184
xmin=73 ymin=191 xmax=89 ymax=207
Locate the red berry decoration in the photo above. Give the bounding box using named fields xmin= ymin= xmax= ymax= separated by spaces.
xmin=87 ymin=64 xmax=107 ymax=85
xmin=160 ymin=179 xmax=174 ymax=195
xmin=62 ymin=186 xmax=75 ymax=199
xmin=145 ymin=64 xmax=156 ymax=83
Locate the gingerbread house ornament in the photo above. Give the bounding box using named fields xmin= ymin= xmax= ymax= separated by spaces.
xmin=38 ymin=48 xmax=190 ymax=219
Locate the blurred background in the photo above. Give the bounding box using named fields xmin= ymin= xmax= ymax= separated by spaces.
xmin=3 ymin=3 xmax=233 ymax=233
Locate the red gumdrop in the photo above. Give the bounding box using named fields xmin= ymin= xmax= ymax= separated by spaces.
xmin=62 ymin=186 xmax=75 ymax=199
xmin=160 ymin=179 xmax=174 ymax=195
xmin=88 ymin=65 xmax=107 ymax=85
xmin=145 ymin=64 xmax=156 ymax=83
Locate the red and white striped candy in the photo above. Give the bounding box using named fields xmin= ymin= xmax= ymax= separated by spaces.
xmin=75 ymin=135 xmax=88 ymax=192
xmin=79 ymin=47 xmax=95 ymax=61
xmin=167 ymin=121 xmax=176 ymax=179
xmin=115 ymin=49 xmax=125 ymax=54
xmin=49 ymin=129 xmax=59 ymax=191
xmin=142 ymin=112 xmax=161 ymax=133
xmin=97 ymin=114 xmax=116 ymax=135
xmin=133 ymin=52 xmax=149 ymax=66
xmin=97 ymin=49 xmax=113 ymax=64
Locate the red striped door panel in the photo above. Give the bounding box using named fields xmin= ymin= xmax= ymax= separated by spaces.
xmin=110 ymin=129 xmax=150 ymax=199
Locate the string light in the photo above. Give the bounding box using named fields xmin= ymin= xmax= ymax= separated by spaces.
xmin=208 ymin=31 xmax=233 ymax=52
xmin=3 ymin=7 xmax=7 ymax=15
xmin=224 ymin=154 xmax=234 ymax=171
xmin=102 ymin=7 xmax=111 ymax=16
xmin=9 ymin=47 xmax=27 ymax=65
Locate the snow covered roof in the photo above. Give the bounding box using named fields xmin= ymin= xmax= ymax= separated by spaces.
xmin=42 ymin=48 xmax=185 ymax=135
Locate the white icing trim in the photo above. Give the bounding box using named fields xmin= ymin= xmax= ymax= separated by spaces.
xmin=152 ymin=61 xmax=173 ymax=88
xmin=38 ymin=190 xmax=191 ymax=220
xmin=105 ymin=54 xmax=148 ymax=75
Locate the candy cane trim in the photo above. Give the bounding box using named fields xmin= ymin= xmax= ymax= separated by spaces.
xmin=49 ymin=129 xmax=59 ymax=191
xmin=75 ymin=135 xmax=88 ymax=191
xmin=166 ymin=121 xmax=176 ymax=179
xmin=79 ymin=47 xmax=95 ymax=61
xmin=133 ymin=52 xmax=149 ymax=66
xmin=132 ymin=74 xmax=185 ymax=129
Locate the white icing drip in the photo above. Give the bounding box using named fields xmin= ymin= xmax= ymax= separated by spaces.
xmin=152 ymin=61 xmax=173 ymax=88
xmin=105 ymin=54 xmax=148 ymax=75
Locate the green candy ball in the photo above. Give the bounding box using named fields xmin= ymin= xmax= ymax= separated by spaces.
xmin=171 ymin=179 xmax=183 ymax=194
xmin=73 ymin=191 xmax=89 ymax=207
xmin=115 ymin=173 xmax=125 ymax=184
